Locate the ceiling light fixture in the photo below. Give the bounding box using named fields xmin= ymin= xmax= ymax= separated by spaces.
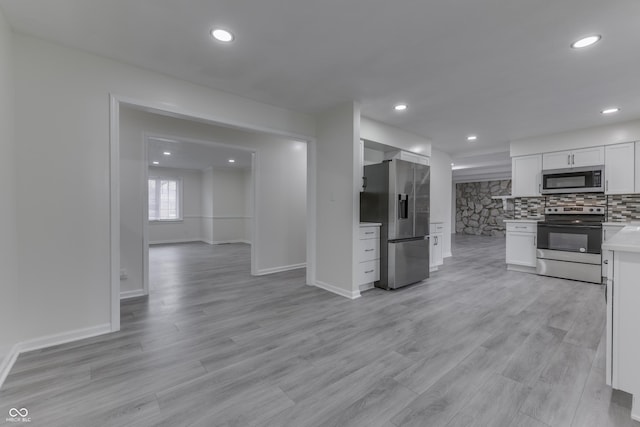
xmin=394 ymin=104 xmax=408 ymax=111
xmin=163 ymin=151 xmax=171 ymax=156
xmin=211 ymin=28 xmax=234 ymax=43
xmin=467 ymin=135 xmax=478 ymax=141
xmin=571 ymin=35 xmax=601 ymax=49
xmin=228 ymin=159 xmax=236 ymax=163
xmin=601 ymin=107 xmax=620 ymax=115
xmin=152 ymin=161 xmax=159 ymax=165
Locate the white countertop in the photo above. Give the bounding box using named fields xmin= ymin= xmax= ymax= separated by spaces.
xmin=359 ymin=222 xmax=382 ymax=227
xmin=602 ymin=225 xmax=640 ymax=253
xmin=504 ymin=219 xmax=541 ymax=223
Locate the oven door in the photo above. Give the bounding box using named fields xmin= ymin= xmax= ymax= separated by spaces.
xmin=536 ymin=223 xmax=602 ymax=254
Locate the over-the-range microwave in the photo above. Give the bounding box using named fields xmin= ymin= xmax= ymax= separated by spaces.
xmin=541 ymin=165 xmax=604 ymax=194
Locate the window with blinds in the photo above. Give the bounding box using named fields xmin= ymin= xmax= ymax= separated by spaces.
xmin=148 ymin=178 xmax=181 ymax=220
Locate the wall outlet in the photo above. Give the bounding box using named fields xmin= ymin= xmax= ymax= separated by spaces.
xmin=120 ymin=269 xmax=128 ymax=280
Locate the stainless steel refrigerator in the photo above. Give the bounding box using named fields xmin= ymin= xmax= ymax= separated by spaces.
xmin=360 ymin=159 xmax=430 ymax=290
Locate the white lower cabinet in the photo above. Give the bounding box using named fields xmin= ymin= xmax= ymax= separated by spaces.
xmin=505 ymin=221 xmax=537 ymax=272
xmin=602 ymin=223 xmax=625 ymax=280
xmin=358 ymin=223 xmax=381 ymax=291
xmin=429 ymin=222 xmax=444 ymax=272
xmin=605 ymin=246 xmax=640 ymax=422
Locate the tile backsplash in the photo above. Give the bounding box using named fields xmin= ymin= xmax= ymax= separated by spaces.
xmin=607 ymin=194 xmax=640 ymax=222
xmin=514 ymin=193 xmax=640 ymax=222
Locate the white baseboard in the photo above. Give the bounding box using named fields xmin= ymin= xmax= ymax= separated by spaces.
xmin=359 ymin=282 xmax=375 ymax=292
xmin=0 ymin=343 xmax=20 ymax=390
xmin=149 ymin=238 xmax=203 ymax=245
xmin=120 ymin=289 xmax=147 ymax=300
xmin=444 ymin=251 xmax=452 ymax=258
xmin=256 ymin=263 xmax=306 ymax=276
xmin=0 ymin=323 xmax=111 ymax=389
xmin=315 ymin=280 xmax=361 ymax=300
xmin=204 ymin=239 xmax=251 ymax=245
xmin=507 ymin=264 xmax=537 ymax=274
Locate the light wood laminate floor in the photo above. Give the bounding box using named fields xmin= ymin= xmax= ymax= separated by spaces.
xmin=2 ymin=235 xmax=638 ymax=426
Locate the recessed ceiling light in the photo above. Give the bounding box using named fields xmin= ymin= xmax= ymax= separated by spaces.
xmin=571 ymin=35 xmax=601 ymax=49
xmin=394 ymin=104 xmax=408 ymax=111
xmin=152 ymin=161 xmax=159 ymax=165
xmin=211 ymin=28 xmax=234 ymax=43
xmin=163 ymin=151 xmax=171 ymax=156
xmin=467 ymin=135 xmax=478 ymax=141
xmin=451 ymin=163 xmax=455 ymax=166
xmin=601 ymin=107 xmax=620 ymax=115
xmin=228 ymin=159 xmax=236 ymax=163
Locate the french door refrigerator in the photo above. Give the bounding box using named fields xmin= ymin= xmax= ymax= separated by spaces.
xmin=360 ymin=159 xmax=430 ymax=290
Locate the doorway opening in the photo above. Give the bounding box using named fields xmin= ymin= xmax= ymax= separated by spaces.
xmin=111 ymin=96 xmax=313 ymax=332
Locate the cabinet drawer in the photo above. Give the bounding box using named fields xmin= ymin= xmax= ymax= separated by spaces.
xmin=359 ymin=238 xmax=380 ymax=262
xmin=357 ymin=260 xmax=380 ymax=285
xmin=506 ymin=222 xmax=536 ymax=233
xmin=359 ymin=226 xmax=380 ymax=240
xmin=430 ymin=223 xmax=445 ymax=233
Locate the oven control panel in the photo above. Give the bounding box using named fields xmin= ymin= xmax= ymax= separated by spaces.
xmin=544 ymin=206 xmax=605 ymax=215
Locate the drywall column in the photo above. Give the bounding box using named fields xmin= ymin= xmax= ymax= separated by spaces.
xmin=430 ymin=148 xmax=453 ymax=257
xmin=314 ymin=102 xmax=361 ymax=299
xmin=201 ymin=167 xmax=214 ymax=243
xmin=0 ymin=6 xmax=18 ymax=363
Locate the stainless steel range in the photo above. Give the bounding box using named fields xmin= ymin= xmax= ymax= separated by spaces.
xmin=536 ymin=206 xmax=604 ymax=284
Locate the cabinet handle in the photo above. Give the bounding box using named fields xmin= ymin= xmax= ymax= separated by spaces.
xmin=568 ymin=154 xmax=571 ymax=165
xmin=365 ymin=232 xmax=374 ymax=235
xmin=534 ymin=236 xmax=537 ymax=246
xmin=571 ymin=154 xmax=575 ymax=165
xmin=515 ymin=226 xmax=527 ymax=229
xmin=604 ymin=229 xmax=607 ymax=240
xmin=364 ymin=269 xmax=374 ymax=274
xmin=604 ymin=260 xmax=609 ymax=264
xmin=606 ymin=180 xmax=609 ymax=192
xmin=365 ymin=249 xmax=374 ymax=252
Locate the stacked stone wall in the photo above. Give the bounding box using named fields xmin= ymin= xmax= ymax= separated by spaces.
xmin=456 ymin=180 xmax=511 ymax=236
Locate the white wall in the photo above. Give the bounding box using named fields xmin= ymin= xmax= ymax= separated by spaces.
xmin=0 ymin=6 xmax=17 ymax=364
xmin=148 ymin=167 xmax=203 ymax=244
xmin=119 ymin=107 xmax=306 ymax=295
xmin=315 ymin=102 xmax=361 ymax=298
xmin=202 ymin=167 xmax=251 ymax=244
xmin=361 ymin=116 xmax=432 ymax=157
xmin=511 ymin=118 xmax=640 ymax=157
xmin=430 ymin=148 xmax=453 ymax=257
xmin=11 ymin=33 xmax=313 ymax=350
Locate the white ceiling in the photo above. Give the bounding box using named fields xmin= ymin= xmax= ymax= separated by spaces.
xmin=147 ymin=137 xmax=252 ymax=170
xmin=2 ymin=0 xmax=640 ymax=156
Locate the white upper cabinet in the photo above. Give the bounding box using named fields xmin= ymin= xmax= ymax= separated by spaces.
xmin=512 ymin=154 xmax=542 ymax=197
xmin=605 ymin=143 xmax=635 ymax=194
xmin=572 ymin=146 xmax=605 ymax=167
xmin=543 ymin=150 xmax=573 ymax=170
xmin=542 ymin=146 xmax=604 ymax=170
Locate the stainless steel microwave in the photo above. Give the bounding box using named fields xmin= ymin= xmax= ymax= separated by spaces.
xmin=541 ymin=165 xmax=604 ymax=194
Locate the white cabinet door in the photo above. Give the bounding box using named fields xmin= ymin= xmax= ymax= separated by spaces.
xmin=543 ymin=150 xmax=572 ymax=170
xmin=512 ymin=154 xmax=542 ymax=197
xmin=602 ymin=224 xmax=625 ymax=280
xmin=430 ymin=233 xmax=444 ymax=269
xmin=605 ymin=143 xmax=635 ymax=194
xmin=506 ymin=232 xmax=536 ymax=267
xmin=572 ymin=146 xmax=605 ymax=168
